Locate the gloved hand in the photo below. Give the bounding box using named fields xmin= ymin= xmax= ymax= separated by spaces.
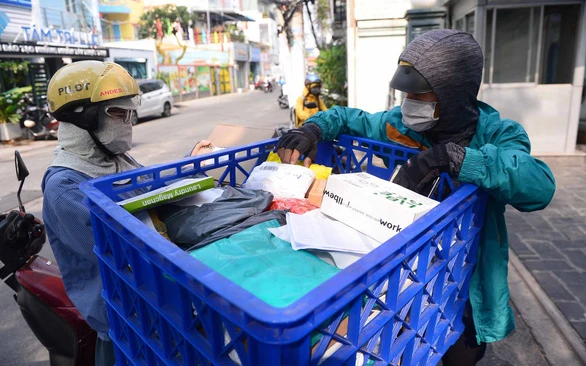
xmin=392 ymin=142 xmax=466 ymax=195
xmin=276 ymin=123 xmax=322 ymax=167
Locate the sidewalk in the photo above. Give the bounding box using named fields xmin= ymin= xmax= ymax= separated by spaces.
xmin=480 ymin=154 xmax=586 ymax=365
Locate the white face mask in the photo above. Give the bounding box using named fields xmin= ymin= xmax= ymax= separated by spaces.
xmin=401 ymin=98 xmax=439 ymax=132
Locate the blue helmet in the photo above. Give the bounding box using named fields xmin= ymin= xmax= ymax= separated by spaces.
xmin=305 ymin=74 xmax=322 ymax=85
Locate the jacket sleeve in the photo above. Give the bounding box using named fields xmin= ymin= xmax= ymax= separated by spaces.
xmin=458 ymin=120 xmax=556 ymax=212
xmin=305 ymin=106 xmax=389 ymax=142
xmin=50 ymin=188 xmax=96 ymax=258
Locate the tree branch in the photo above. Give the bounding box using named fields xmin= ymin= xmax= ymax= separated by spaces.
xmin=304 ymin=0 xmax=321 ymax=49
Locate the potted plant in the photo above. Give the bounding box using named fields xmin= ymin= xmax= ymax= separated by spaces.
xmin=0 ymin=90 xmax=26 ymax=142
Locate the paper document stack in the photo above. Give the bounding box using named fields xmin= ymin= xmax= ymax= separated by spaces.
xmin=268 ymin=210 xmax=383 ymax=269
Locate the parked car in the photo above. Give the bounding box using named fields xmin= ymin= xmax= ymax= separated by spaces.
xmin=133 ymin=79 xmax=173 ymax=125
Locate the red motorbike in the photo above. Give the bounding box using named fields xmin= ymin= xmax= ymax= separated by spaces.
xmin=0 ymin=151 xmax=96 ymax=365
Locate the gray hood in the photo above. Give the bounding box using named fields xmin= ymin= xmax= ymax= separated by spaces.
xmin=399 ymin=30 xmax=483 ymax=145
xmin=51 ymin=120 xmax=140 ymax=178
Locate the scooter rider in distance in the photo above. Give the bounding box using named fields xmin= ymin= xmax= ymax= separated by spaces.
xmin=42 ymin=61 xmax=142 ymax=366
xmin=294 ymin=74 xmax=328 ymax=128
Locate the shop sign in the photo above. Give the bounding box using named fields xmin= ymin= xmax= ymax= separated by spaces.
xmin=249 ymin=46 xmax=260 ymax=62
xmin=19 ymin=26 xmax=100 ymax=46
xmin=0 ymin=0 xmax=31 ymax=9
xmin=0 ymin=42 xmax=109 ymax=57
xmin=233 ymin=42 xmax=248 ymax=62
xmin=0 ymin=8 xmax=32 ymax=43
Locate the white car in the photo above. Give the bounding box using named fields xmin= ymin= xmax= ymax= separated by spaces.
xmin=132 ymin=79 xmax=173 ymax=125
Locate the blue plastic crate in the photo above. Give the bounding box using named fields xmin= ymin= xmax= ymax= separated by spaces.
xmin=81 ymin=135 xmax=487 ymax=366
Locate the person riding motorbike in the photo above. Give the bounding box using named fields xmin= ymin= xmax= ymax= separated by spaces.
xmin=294 ymin=74 xmax=328 ymax=128
xmin=41 ymin=61 xmax=210 ymax=365
xmin=277 ymin=30 xmax=556 ymax=365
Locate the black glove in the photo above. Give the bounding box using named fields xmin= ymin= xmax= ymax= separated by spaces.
xmin=276 ymin=123 xmax=322 ymax=165
xmin=392 ymin=142 xmax=466 ymax=195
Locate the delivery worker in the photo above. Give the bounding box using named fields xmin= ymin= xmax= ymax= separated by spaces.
xmin=277 ymin=29 xmax=556 ymax=365
xmin=294 ymin=74 xmax=328 ymax=128
xmin=41 ymin=61 xmax=210 ymax=365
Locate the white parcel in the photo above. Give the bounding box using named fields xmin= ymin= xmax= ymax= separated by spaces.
xmin=320 ymin=172 xmax=440 ymax=243
xmin=243 ymin=162 xmax=315 ymax=198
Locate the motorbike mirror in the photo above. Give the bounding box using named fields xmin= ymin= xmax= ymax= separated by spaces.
xmin=304 ymin=102 xmax=318 ymax=109
xmin=15 ymin=151 xmax=29 ymax=212
xmin=15 ymin=151 xmax=29 ymax=182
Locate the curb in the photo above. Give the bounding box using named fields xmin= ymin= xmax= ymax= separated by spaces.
xmin=509 ymin=251 xmax=586 ymax=365
xmin=174 ymin=89 xmax=260 ymax=108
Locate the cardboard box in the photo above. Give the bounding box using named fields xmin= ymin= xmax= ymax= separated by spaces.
xmin=306 ymin=178 xmax=327 ymax=207
xmin=320 ymin=173 xmax=439 ymax=243
xmin=194 ymin=124 xmax=277 ymax=184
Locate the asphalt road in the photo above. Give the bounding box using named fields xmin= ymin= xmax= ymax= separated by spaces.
xmin=0 ymin=90 xmax=290 ymax=365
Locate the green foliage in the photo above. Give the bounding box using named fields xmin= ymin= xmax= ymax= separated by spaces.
xmin=0 ymin=90 xmax=26 ymax=124
xmin=0 ymin=61 xmax=28 ymax=74
xmin=138 ymin=5 xmax=192 ymax=40
xmin=1 ymin=61 xmax=30 ymax=92
xmin=316 ymin=44 xmax=347 ymax=107
xmin=224 ymin=23 xmax=246 ymax=42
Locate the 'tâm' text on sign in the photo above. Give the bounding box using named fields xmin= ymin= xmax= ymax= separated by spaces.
xmin=21 ymin=26 xmax=100 ymax=46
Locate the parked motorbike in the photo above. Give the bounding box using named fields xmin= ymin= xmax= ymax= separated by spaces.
xmin=262 ymin=79 xmax=273 ymax=93
xmin=20 ymin=94 xmax=59 ymax=140
xmin=0 ymin=151 xmax=96 ymax=366
xmin=277 ymin=87 xmax=289 ymax=109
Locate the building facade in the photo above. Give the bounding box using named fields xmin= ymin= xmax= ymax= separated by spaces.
xmin=0 ymin=0 xmax=107 ymax=105
xmin=444 ymin=0 xmax=585 ymax=154
xmin=346 ymin=0 xmax=586 ymax=154
xmin=99 ymin=0 xmax=143 ymax=42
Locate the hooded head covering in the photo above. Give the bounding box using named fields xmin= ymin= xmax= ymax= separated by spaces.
xmin=397 ymin=30 xmax=484 ymax=145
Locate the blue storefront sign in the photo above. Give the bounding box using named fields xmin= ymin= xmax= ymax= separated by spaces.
xmin=0 ymin=0 xmax=31 ymax=9
xmin=250 ymin=46 xmax=260 ymax=62
xmin=233 ymin=42 xmax=248 ymax=62
xmin=20 ymin=26 xmax=100 ymax=46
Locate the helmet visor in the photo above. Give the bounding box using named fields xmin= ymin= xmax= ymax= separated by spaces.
xmin=390 ymin=64 xmax=432 ymax=94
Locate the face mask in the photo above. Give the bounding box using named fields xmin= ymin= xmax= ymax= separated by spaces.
xmin=310 ymin=87 xmax=321 ymax=95
xmin=401 ymin=98 xmax=439 ymax=132
xmin=95 ymin=101 xmax=135 ymax=155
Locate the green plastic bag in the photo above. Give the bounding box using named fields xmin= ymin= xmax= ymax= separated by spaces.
xmin=190 ymin=220 xmax=340 ymax=308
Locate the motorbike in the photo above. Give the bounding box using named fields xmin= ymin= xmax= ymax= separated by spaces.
xmin=277 ymin=86 xmax=289 ymax=109
xmin=0 ymin=151 xmax=96 ymax=366
xmin=20 ymin=94 xmax=59 ymax=140
xmin=262 ymin=79 xmax=273 ymax=93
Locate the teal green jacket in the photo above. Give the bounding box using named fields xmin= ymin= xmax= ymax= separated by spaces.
xmin=306 ymin=102 xmax=556 ymax=343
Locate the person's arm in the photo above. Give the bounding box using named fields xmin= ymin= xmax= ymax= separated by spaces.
xmin=305 ymin=106 xmax=390 ymax=142
xmin=458 ymin=120 xmax=555 ymax=211
xmin=189 ymin=140 xmax=212 ymax=156
xmin=277 ymin=106 xmax=397 ymax=166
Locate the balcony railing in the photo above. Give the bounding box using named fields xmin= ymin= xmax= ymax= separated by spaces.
xmin=42 ymin=7 xmax=94 ymax=31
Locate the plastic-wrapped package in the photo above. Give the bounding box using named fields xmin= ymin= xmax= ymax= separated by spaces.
xmin=242 ymin=162 xmax=315 ymax=198
xmin=157 ymin=186 xmax=273 ymax=250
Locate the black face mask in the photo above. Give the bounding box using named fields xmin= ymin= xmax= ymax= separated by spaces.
xmin=310 ymin=87 xmax=321 ymax=95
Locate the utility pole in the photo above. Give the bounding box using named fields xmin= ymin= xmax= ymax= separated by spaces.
xmin=275 ymin=1 xmax=306 ymax=109
xmin=288 ymin=3 xmax=305 ymax=107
